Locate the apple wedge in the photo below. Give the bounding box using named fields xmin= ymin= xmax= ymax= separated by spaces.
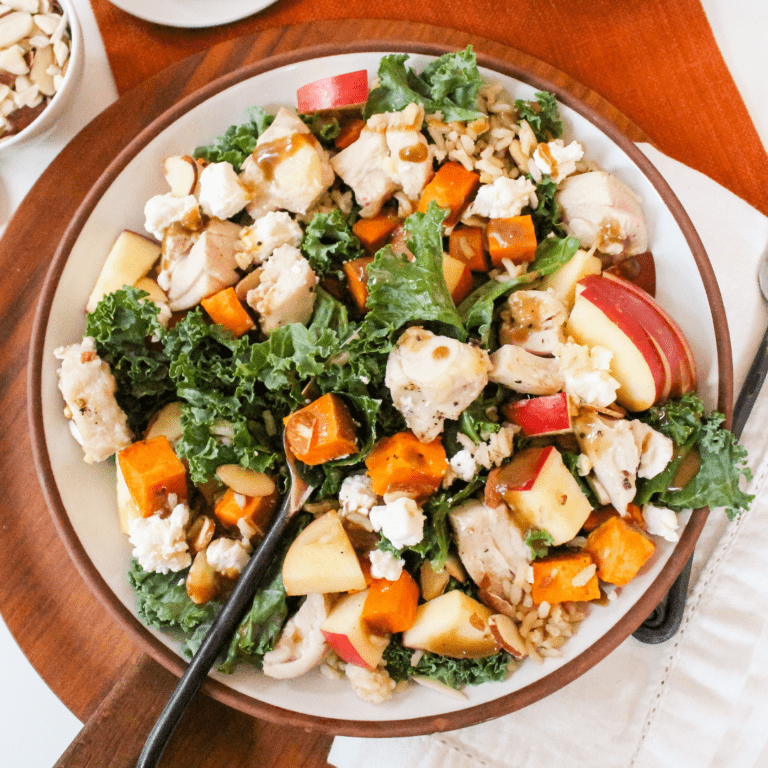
xmin=505 ymin=393 xmax=573 ymax=437
xmin=320 ymin=590 xmax=389 ymax=669
xmin=500 ymin=445 xmax=593 ymax=546
xmin=282 ymin=511 xmax=367 ymax=596
xmin=86 ymin=231 xmax=162 ymax=313
xmin=144 ymin=402 xmax=184 ymax=443
xmin=442 ymin=252 xmax=474 ymax=305
xmin=401 ymin=590 xmax=500 ymax=659
xmin=162 ymin=155 xmax=199 ymax=197
xmin=542 ymin=247 xmax=602 ymax=310
xmin=600 ymin=270 xmax=697 ymax=396
xmin=605 ymin=251 xmax=657 ymax=297
xmin=296 ymin=70 xmax=369 ymax=113
xmin=567 ymin=277 xmax=670 ymax=411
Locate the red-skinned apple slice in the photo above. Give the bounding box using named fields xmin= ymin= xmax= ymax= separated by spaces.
xmin=499 ymin=445 xmax=593 ymax=545
xmin=505 ymin=393 xmax=573 ymax=437
xmin=320 ymin=591 xmax=389 ymax=669
xmin=568 ymin=279 xmax=670 ymax=411
xmin=162 ymin=155 xmax=198 ymax=197
xmin=600 ymin=270 xmax=697 ymax=395
xmin=296 ymin=70 xmax=369 ymax=113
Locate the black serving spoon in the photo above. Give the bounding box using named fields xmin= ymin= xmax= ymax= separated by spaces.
xmin=634 ymin=249 xmax=768 ymax=643
xmin=136 ymin=437 xmax=312 ymax=768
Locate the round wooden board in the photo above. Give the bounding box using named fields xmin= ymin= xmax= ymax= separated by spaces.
xmin=3 ymin=19 xmax=652 ymax=767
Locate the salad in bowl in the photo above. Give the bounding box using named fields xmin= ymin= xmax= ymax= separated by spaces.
xmin=49 ymin=47 xmax=751 ymax=711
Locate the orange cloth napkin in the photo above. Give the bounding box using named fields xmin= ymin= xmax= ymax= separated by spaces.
xmin=89 ymin=0 xmax=768 ymax=218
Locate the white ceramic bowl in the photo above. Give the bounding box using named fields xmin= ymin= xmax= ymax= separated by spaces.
xmin=0 ymin=0 xmax=83 ymax=152
xmin=29 ymin=45 xmax=730 ymax=736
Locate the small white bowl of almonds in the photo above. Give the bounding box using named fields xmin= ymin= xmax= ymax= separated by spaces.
xmin=0 ymin=0 xmax=82 ymax=150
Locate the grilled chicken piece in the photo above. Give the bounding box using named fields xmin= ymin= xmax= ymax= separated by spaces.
xmin=556 ymin=171 xmax=648 ymax=256
xmin=449 ymin=500 xmax=530 ymax=613
xmin=385 ymin=326 xmax=492 ymax=442
xmin=498 ymin=289 xmax=567 ymax=356
xmin=54 ymin=337 xmax=133 ymax=463
xmin=262 ymin=593 xmax=333 ymax=679
xmin=489 ymin=344 xmax=564 ymax=395
xmin=240 ymin=108 xmax=335 ymax=220
xmin=165 ymin=220 xmax=241 ymax=311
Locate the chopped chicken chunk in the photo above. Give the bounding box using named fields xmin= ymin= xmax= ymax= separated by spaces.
xmin=332 ymin=103 xmax=433 ymax=217
xmin=54 ymin=337 xmax=133 ymax=463
xmin=449 ymin=500 xmax=530 ymax=613
xmin=531 ymin=139 xmax=584 ymax=183
xmin=574 ymin=411 xmax=639 ymax=516
xmin=237 ymin=210 xmax=303 ymax=270
xmin=165 ymin=220 xmax=241 ymax=311
xmin=489 ymin=344 xmax=564 ymax=395
xmin=498 ymin=289 xmax=567 ymax=355
xmin=262 ymin=593 xmax=332 ymax=679
xmin=240 ymin=108 xmax=335 ymax=219
xmin=556 ymin=171 xmax=648 ymax=255
xmin=246 ymin=244 xmax=317 ymax=335
xmin=385 ymin=326 xmax=492 ymax=442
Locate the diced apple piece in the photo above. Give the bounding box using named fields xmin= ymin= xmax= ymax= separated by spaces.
xmin=163 ymin=155 xmax=199 ymax=198
xmin=420 ymin=561 xmax=451 ymax=601
xmin=505 ymin=393 xmax=573 ymax=437
xmin=144 ymin=402 xmax=184 ymax=442
xmin=86 ymin=231 xmax=162 ymax=313
xmin=282 ymin=511 xmax=367 ymax=596
xmin=402 ymin=590 xmax=500 ymax=659
xmin=442 ymin=252 xmax=474 ymax=305
xmin=116 ymin=460 xmax=142 ymax=536
xmin=566 ymin=279 xmax=668 ymax=411
xmin=542 ymin=247 xmax=602 ymax=310
xmin=501 ymin=446 xmax=593 ymax=546
xmin=320 ymin=590 xmax=389 ymax=669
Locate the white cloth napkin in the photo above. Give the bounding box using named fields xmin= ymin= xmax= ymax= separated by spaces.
xmin=328 ymin=145 xmax=768 ymax=768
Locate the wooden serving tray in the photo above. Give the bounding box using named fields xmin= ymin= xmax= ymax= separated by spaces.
xmin=2 ymin=19 xmax=651 ymax=767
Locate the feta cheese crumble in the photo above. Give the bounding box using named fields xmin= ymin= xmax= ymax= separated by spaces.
xmin=556 ymin=341 xmax=620 ymax=407
xmin=466 ymin=175 xmax=537 ymax=218
xmin=206 ymin=537 xmax=251 ymax=578
xmin=643 ymin=504 xmax=681 ymax=542
xmin=339 ymin=474 xmax=379 ymax=518
xmin=128 ymin=503 xmax=192 ymax=574
xmin=144 ymin=193 xmax=199 ymax=241
xmin=198 ymin=162 xmax=251 ymax=220
xmin=369 ymin=549 xmax=405 ymax=581
xmin=369 ymin=497 xmax=425 ymax=550
xmin=237 ymin=210 xmax=303 ymax=270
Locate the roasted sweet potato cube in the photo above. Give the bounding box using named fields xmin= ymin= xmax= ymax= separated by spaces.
xmin=449 ymin=226 xmax=489 ymax=272
xmin=352 ymin=212 xmax=399 ymax=253
xmin=365 ymin=431 xmax=446 ymax=497
xmin=362 ymin=569 xmax=420 ymax=634
xmin=582 ymin=503 xmax=645 ymax=533
xmin=531 ymin=552 xmax=600 ymax=604
xmin=117 ymin=436 xmax=187 ymax=517
xmin=342 ymin=256 xmax=374 ymax=313
xmin=487 ymin=215 xmax=538 ymax=266
xmin=585 ymin=516 xmax=656 ymax=586
xmin=283 ymin=393 xmax=359 ymax=465
xmin=214 ymin=486 xmax=279 ymax=535
xmin=417 ymin=161 xmax=480 ymax=226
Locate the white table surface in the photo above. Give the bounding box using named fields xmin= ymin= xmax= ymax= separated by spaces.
xmin=0 ymin=1 xmax=766 ymax=765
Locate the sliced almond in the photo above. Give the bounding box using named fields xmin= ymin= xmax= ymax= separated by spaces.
xmin=186 ymin=550 xmax=220 ymax=605
xmin=163 ymin=155 xmax=198 ymax=198
xmin=0 ymin=11 xmax=33 ymax=49
xmin=235 ymin=268 xmax=261 ymax=301
xmin=411 ymin=675 xmax=468 ymax=700
xmin=419 ymin=561 xmax=450 ymax=601
xmin=187 ymin=515 xmax=215 ymax=555
xmin=215 ymin=464 xmax=275 ymax=498
xmin=488 ymin=614 xmax=528 ymax=659
xmin=32 ymin=55 xmax=56 ymax=93
xmin=444 ymin=551 xmax=467 ymax=583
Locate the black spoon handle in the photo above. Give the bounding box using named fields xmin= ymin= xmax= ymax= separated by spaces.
xmin=633 ymin=322 xmax=767 ymax=643
xmin=136 ymin=494 xmax=293 ymax=768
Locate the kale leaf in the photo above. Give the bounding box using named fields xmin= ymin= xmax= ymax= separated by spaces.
xmin=524 ymin=529 xmax=554 ymax=560
xmin=300 ymin=209 xmax=364 ymax=280
xmin=193 ymin=106 xmax=274 ymax=172
xmin=364 ymin=47 xmax=485 ymax=123
xmin=514 ymin=91 xmax=564 ymax=142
